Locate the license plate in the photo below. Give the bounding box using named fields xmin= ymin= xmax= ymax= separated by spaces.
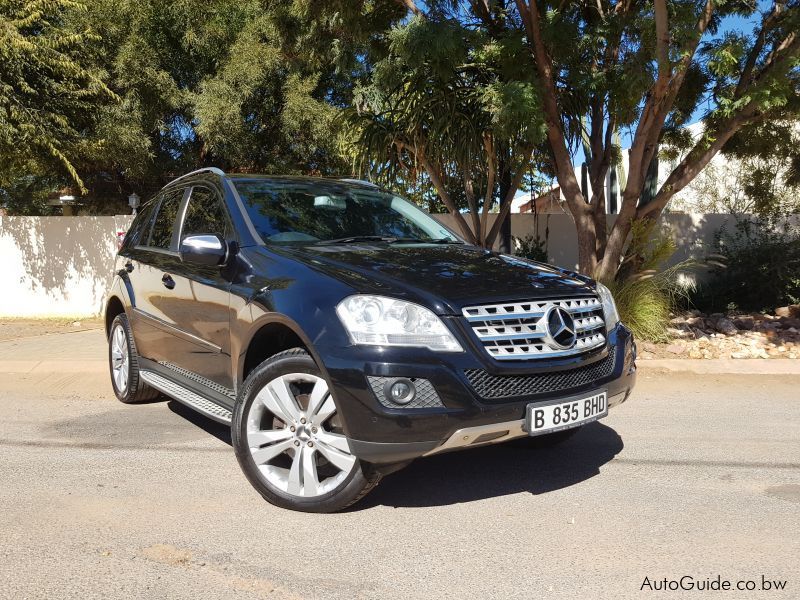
xmin=525 ymin=391 xmax=608 ymax=436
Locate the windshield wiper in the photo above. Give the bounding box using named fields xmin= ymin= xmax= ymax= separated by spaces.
xmin=317 ymin=235 xmax=398 ymax=245
xmin=389 ymin=237 xmax=464 ymax=244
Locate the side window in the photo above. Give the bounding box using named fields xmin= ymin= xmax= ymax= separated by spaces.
xmin=181 ymin=186 xmax=229 ymax=239
xmin=124 ymin=199 xmax=156 ymax=249
xmin=148 ymin=188 xmax=185 ymax=250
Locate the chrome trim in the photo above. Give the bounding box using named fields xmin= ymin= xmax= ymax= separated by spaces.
xmin=424 ymin=419 xmax=526 ymax=456
xmin=462 ymin=296 xmax=606 ymax=361
xmin=165 ymin=167 xmax=226 ymax=188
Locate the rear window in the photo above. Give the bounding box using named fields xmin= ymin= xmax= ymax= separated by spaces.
xmin=147 ymin=188 xmax=185 ymax=250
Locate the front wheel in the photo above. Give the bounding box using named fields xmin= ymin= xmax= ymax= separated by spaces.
xmin=232 ymin=348 xmax=381 ymax=513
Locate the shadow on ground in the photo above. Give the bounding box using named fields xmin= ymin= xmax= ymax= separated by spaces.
xmin=167 ymin=401 xmax=232 ymax=445
xmin=134 ymin=400 xmax=622 ymax=507
xmin=361 ymin=422 xmax=623 ymax=508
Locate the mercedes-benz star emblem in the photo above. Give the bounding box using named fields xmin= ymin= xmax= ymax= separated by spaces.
xmin=545 ymin=306 xmax=577 ymax=349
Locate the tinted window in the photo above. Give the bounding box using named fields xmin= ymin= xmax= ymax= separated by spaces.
xmin=125 ymin=200 xmax=157 ymax=248
xmin=233 ymin=179 xmax=458 ymax=244
xmin=148 ymin=188 xmax=184 ymax=249
xmin=182 ymin=186 xmax=228 ymax=239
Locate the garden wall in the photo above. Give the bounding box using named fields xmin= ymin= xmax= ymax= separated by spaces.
xmin=1 ymin=213 xmax=795 ymax=317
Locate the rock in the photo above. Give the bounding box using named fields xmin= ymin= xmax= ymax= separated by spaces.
xmin=714 ymin=318 xmax=738 ymax=335
xmin=667 ymin=327 xmax=692 ymax=339
xmin=732 ymin=317 xmax=754 ymax=330
xmin=686 ymin=316 xmax=704 ymax=327
xmin=641 ymin=341 xmax=658 ymax=353
xmin=731 ymin=351 xmax=750 ymax=359
xmin=775 ymin=305 xmax=800 ymax=318
xmin=666 ymin=342 xmax=687 ymax=355
xmin=692 ymin=328 xmax=709 ymax=340
xmin=689 ymin=349 xmax=703 ymax=359
xmin=779 ymin=317 xmax=800 ymax=329
xmin=687 ymin=309 xmax=702 ymax=317
xmin=669 ymin=316 xmax=686 ymax=325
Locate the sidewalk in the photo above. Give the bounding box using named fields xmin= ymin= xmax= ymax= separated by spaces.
xmin=1 ymin=328 xmax=799 ymax=375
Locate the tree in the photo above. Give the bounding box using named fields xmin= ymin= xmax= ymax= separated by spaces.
xmin=194 ymin=1 xmax=405 ymax=177
xmin=0 ymin=0 xmax=117 ymax=193
xmin=514 ymin=0 xmax=800 ymax=279
xmin=348 ymin=11 xmax=547 ymax=248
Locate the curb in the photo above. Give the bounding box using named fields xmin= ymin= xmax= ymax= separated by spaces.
xmin=638 ymin=359 xmax=800 ymax=375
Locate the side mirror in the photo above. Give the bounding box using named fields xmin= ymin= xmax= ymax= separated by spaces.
xmin=179 ymin=234 xmax=228 ymax=266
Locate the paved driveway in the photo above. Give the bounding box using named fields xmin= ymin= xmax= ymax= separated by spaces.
xmin=0 ymin=330 xmax=798 ymax=599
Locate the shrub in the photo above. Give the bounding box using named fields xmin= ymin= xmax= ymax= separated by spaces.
xmin=695 ymin=218 xmax=800 ymax=312
xmin=606 ymin=220 xmax=695 ymax=342
xmin=513 ymin=234 xmax=548 ymax=262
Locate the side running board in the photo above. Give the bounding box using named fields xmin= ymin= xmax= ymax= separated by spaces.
xmin=140 ymin=370 xmax=232 ymax=425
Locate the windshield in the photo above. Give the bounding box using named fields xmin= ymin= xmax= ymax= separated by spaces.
xmin=233 ymin=179 xmax=460 ymax=244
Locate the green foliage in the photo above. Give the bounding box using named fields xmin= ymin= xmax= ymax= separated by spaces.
xmin=0 ymin=0 xmax=117 ymax=192
xmin=610 ymin=222 xmax=695 ymax=342
xmin=346 ymin=12 xmax=547 ymax=244
xmin=513 ymin=234 xmax=548 ymax=263
xmin=696 ymin=218 xmax=800 ymax=312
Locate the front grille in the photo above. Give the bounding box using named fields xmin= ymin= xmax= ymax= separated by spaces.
xmin=462 ymin=296 xmax=606 ymax=360
xmin=464 ymin=348 xmax=616 ymax=400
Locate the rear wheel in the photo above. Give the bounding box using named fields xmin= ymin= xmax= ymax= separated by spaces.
xmin=108 ymin=313 xmax=160 ymax=404
xmin=232 ymin=348 xmax=381 ymax=513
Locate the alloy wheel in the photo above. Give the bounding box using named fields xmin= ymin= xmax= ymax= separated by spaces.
xmin=245 ymin=373 xmax=357 ymax=498
xmin=110 ymin=324 xmax=129 ymax=393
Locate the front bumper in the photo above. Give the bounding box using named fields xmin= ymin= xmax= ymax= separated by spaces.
xmin=317 ymin=323 xmax=636 ymax=464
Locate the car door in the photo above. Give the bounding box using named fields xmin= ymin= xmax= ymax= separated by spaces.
xmin=126 ymin=186 xmax=190 ymax=364
xmin=160 ymin=184 xmax=235 ymax=391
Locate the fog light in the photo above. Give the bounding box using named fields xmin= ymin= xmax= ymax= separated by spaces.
xmin=385 ymin=378 xmax=416 ymax=405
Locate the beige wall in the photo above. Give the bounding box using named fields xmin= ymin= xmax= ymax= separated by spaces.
xmin=1 ymin=213 xmax=796 ymax=318
xmin=434 ymin=212 xmax=799 ymax=271
xmin=0 ymin=216 xmax=132 ymax=318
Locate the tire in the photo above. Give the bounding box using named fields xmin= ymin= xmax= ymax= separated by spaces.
xmin=232 ymin=348 xmax=381 ymax=513
xmin=108 ymin=313 xmax=161 ymax=404
xmin=514 ymin=425 xmax=582 ymax=449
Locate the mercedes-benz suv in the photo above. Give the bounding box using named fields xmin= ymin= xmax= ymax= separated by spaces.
xmin=105 ymin=168 xmax=636 ymax=512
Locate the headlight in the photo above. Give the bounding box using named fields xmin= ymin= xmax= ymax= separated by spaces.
xmin=596 ymin=282 xmax=620 ymax=332
xmin=336 ymin=295 xmax=463 ymax=352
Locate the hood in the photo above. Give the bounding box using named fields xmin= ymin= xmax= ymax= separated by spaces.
xmin=269 ymin=244 xmax=594 ymax=314
xmin=268 ymin=243 xmax=595 ymax=314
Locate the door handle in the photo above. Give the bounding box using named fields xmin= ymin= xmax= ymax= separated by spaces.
xmin=161 ymin=274 xmax=175 ymax=290
xmin=124 ymin=261 xmax=134 ymax=273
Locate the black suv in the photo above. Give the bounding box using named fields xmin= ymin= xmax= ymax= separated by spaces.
xmin=106 ymin=168 xmax=636 ymax=512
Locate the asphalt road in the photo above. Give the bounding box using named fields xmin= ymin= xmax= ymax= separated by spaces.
xmin=0 ymin=336 xmax=798 ymax=599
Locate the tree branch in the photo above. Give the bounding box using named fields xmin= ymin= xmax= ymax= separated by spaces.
xmin=394 ymin=0 xmax=422 ymax=16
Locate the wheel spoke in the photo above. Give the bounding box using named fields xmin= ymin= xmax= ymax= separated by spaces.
xmin=316 ymin=430 xmax=350 ymax=453
xmin=301 ymin=447 xmax=320 ymax=496
xmin=248 ymin=428 xmax=293 ymax=448
xmin=316 ymin=438 xmax=356 ymax=473
xmin=251 ymin=439 xmax=294 ymax=465
xmin=310 ymin=396 xmax=336 ymax=427
xmin=287 ymin=448 xmax=303 ymax=495
xmin=258 ymin=377 xmax=301 ymax=423
xmin=306 ymin=379 xmax=329 ymax=419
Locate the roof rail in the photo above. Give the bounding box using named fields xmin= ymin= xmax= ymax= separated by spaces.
xmin=339 ymin=178 xmax=379 ymax=188
xmin=166 ymin=167 xmax=227 ymax=186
